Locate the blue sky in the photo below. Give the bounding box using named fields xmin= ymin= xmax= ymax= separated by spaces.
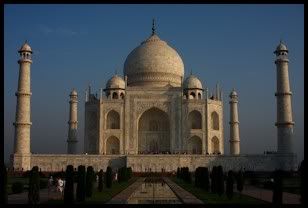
xmin=4 ymin=4 xmax=304 ymax=164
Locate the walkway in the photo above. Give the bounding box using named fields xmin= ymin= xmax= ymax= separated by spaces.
xmin=235 ymin=185 xmax=301 ymax=204
xmin=163 ymin=177 xmax=203 ymax=204
xmin=107 ymin=177 xmax=145 ymax=204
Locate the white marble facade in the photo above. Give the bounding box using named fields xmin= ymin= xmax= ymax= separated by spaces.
xmin=84 ymin=30 xmax=224 ymax=157
xmin=11 ymin=26 xmax=297 ymax=172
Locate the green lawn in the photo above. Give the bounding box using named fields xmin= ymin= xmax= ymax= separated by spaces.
xmin=171 ymin=177 xmax=268 ymax=204
xmin=85 ymin=177 xmax=137 ymax=203
xmin=48 ymin=177 xmax=137 ymax=204
xmin=7 ymin=176 xmax=48 ymax=195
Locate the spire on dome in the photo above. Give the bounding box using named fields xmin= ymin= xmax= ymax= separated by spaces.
xmin=152 ymin=18 xmax=156 ymax=35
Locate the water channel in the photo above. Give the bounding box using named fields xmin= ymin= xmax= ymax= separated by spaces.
xmin=126 ymin=178 xmax=182 ymax=204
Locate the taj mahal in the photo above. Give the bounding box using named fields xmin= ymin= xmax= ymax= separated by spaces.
xmin=11 ymin=21 xmax=297 ymax=172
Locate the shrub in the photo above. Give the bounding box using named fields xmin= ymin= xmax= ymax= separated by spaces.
xmin=98 ymin=169 xmax=103 ymax=192
xmin=226 ymin=170 xmax=234 ymax=200
xmin=127 ymin=167 xmax=133 ymax=179
xmin=210 ymin=166 xmax=217 ymax=193
xmin=39 ymin=179 xmax=48 ymax=189
xmin=22 ymin=170 xmax=31 ymax=178
xmin=203 ymin=167 xmax=210 ymax=191
xmin=195 ymin=167 xmax=201 ymax=188
xmin=272 ymin=170 xmax=283 ymax=205
xmin=4 ymin=164 xmax=8 ymax=203
xmin=12 ymin=182 xmax=24 ymax=194
xmin=181 ymin=167 xmax=191 ymax=183
xmin=217 ymin=166 xmax=224 ymax=196
xmin=28 ymin=166 xmax=40 ymax=204
xmin=106 ymin=166 xmax=112 ymax=188
xmin=236 ymin=170 xmax=244 ymax=195
xmin=64 ymin=165 xmax=74 ymax=203
xmin=85 ymin=166 xmax=95 ymax=197
xmin=118 ymin=167 xmax=127 ymax=183
xmin=76 ymin=165 xmax=86 ymax=202
xmin=176 ymin=167 xmax=180 ymax=178
xmin=299 ymin=160 xmax=304 ymax=204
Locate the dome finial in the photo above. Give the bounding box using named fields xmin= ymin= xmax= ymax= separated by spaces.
xmin=152 ymin=18 xmax=156 ymax=35
xmin=190 ymin=69 xmax=192 ymax=76
xmin=115 ymin=68 xmax=118 ymax=75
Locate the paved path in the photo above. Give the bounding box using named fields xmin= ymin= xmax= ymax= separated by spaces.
xmin=163 ymin=177 xmax=203 ymax=204
xmin=235 ymin=185 xmax=300 ymax=204
xmin=107 ymin=177 xmax=145 ymax=204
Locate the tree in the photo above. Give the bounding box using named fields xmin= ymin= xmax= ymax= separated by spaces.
xmin=299 ymin=160 xmax=304 ymax=204
xmin=210 ymin=166 xmax=217 ymax=193
xmin=106 ymin=166 xmax=112 ymax=188
xmin=98 ymin=169 xmax=103 ymax=192
xmin=203 ymin=167 xmax=210 ymax=192
xmin=127 ymin=167 xmax=133 ymax=180
xmin=4 ymin=164 xmax=8 ymax=204
xmin=64 ymin=165 xmax=74 ymax=203
xmin=226 ymin=170 xmax=234 ymax=200
xmin=217 ymin=165 xmax=224 ymax=196
xmin=176 ymin=167 xmax=180 ymax=178
xmin=86 ymin=166 xmax=95 ymax=197
xmin=195 ymin=167 xmax=201 ymax=187
xmin=76 ymin=165 xmax=86 ymax=202
xmin=272 ymin=169 xmax=283 ymax=205
xmin=28 ymin=166 xmax=40 ymax=204
xmin=236 ymin=170 xmax=244 ymax=197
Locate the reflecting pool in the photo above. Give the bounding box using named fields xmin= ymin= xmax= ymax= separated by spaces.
xmin=126 ymin=178 xmax=181 ymax=204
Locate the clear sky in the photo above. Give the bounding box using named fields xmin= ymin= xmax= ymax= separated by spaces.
xmin=4 ymin=4 xmax=304 ymax=165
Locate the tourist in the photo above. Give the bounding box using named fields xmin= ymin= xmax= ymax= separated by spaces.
xmin=48 ymin=176 xmax=54 ymax=196
xmin=57 ymin=177 xmax=64 ymax=198
xmin=115 ymin=172 xmax=118 ymax=181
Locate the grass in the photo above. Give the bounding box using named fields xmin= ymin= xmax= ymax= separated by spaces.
xmin=48 ymin=177 xmax=138 ymax=204
xmin=7 ymin=176 xmax=48 ymax=195
xmin=85 ymin=177 xmax=137 ymax=203
xmin=171 ymin=177 xmax=268 ymax=204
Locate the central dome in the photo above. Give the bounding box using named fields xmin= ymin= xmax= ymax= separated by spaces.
xmin=124 ymin=34 xmax=184 ymax=87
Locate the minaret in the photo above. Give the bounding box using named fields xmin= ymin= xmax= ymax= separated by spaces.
xmin=67 ymin=89 xmax=78 ymax=154
xmin=274 ymin=41 xmax=294 ymax=154
xmin=13 ymin=41 xmax=33 ymax=155
xmin=229 ymin=89 xmax=240 ymax=155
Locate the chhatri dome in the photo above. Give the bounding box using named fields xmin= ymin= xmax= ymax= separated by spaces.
xmin=106 ymin=74 xmax=125 ymax=89
xmin=124 ymin=20 xmax=184 ymax=87
xmin=19 ymin=41 xmax=32 ymax=53
xmin=184 ymin=74 xmax=203 ymax=89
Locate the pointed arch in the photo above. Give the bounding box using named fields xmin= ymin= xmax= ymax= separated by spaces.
xmin=187 ymin=136 xmax=202 ymax=154
xmin=106 ymin=136 xmax=120 ymax=154
xmin=189 ymin=92 xmax=196 ymax=99
xmin=198 ymin=92 xmax=202 ymax=99
xmin=211 ymin=136 xmax=220 ymax=154
xmin=211 ymin=111 xmax=219 ymax=130
xmin=188 ymin=110 xmax=202 ymax=129
xmin=112 ymin=92 xmax=118 ymax=99
xmin=138 ymin=107 xmax=170 ymax=154
xmin=107 ymin=110 xmax=120 ymax=129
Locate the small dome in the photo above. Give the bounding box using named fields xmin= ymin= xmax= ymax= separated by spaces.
xmin=19 ymin=42 xmax=32 ymax=53
xmin=106 ymin=75 xmax=125 ymax=89
xmin=184 ymin=75 xmax=203 ymax=89
xmin=275 ymin=42 xmax=288 ymax=52
xmin=70 ymin=89 xmax=78 ymax=96
xmin=230 ymin=89 xmax=238 ymax=97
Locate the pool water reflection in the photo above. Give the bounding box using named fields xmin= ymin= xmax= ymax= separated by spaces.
xmin=126 ymin=179 xmax=181 ymax=204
